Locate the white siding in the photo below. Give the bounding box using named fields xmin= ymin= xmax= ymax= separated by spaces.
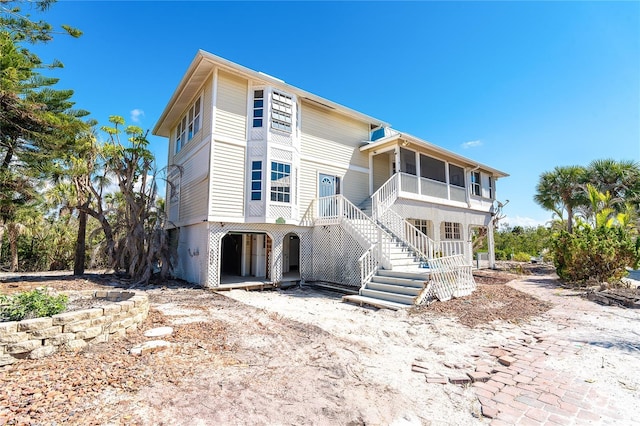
xmin=176 ymin=144 xmax=210 ymax=223
xmin=215 ymin=71 xmax=247 ymax=141
xmin=174 ymin=222 xmax=208 ymax=285
xmin=298 ymin=159 xmax=369 ymax=214
xmin=169 ymin=77 xmax=213 ymax=163
xmin=373 ymin=152 xmax=391 ymax=191
xmin=180 ymin=178 xmax=208 ymax=222
xmin=210 ymin=141 xmax=245 ymax=217
xmin=300 ymin=102 xmax=370 ymax=169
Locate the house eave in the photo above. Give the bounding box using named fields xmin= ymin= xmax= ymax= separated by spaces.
xmin=360 ymin=132 xmax=509 ymax=178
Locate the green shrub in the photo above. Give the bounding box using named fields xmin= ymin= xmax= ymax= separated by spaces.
xmin=494 ymin=249 xmax=507 ymax=260
xmin=552 ymin=224 xmax=640 ymax=285
xmin=513 ymin=252 xmax=532 ymax=262
xmin=0 ymin=289 xmax=68 ymax=321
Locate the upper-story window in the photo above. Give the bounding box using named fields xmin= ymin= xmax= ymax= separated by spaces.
xmin=271 ymin=90 xmax=293 ymax=132
xmin=252 ymin=90 xmax=264 ymax=128
xmin=449 ymin=164 xmax=465 ymax=187
xmin=270 ymin=161 xmax=291 ymax=202
xmin=175 ymin=96 xmax=202 ymax=153
xmin=489 ymin=176 xmax=494 ymax=199
xmin=471 ymin=171 xmax=481 ymax=196
xmin=251 ymin=161 xmax=263 ymax=201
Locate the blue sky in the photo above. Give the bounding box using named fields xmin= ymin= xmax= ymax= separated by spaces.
xmin=28 ymin=1 xmax=640 ymax=227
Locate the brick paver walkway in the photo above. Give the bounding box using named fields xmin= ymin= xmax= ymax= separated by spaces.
xmin=472 ymin=330 xmax=624 ymax=425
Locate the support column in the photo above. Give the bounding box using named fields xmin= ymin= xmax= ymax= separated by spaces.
xmin=487 ymin=222 xmax=496 ymax=269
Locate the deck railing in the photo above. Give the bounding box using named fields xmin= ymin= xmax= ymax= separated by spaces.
xmin=438 ymin=240 xmax=470 ymax=263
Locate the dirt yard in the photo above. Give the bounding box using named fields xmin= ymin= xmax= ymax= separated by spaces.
xmin=1 ymin=264 xmax=639 ymax=425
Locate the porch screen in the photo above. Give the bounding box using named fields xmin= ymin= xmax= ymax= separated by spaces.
xmin=420 ymin=155 xmax=446 ymax=182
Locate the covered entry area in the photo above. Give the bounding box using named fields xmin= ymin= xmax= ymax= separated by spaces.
xmin=220 ymin=232 xmax=272 ymax=287
xmin=282 ymin=233 xmax=301 ymax=281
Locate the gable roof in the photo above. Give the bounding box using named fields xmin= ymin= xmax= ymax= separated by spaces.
xmin=153 ymin=50 xmax=389 ymax=137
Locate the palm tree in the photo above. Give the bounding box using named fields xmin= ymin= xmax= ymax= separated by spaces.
xmin=586 ymin=158 xmax=640 ymax=214
xmin=534 ymin=165 xmax=586 ymax=233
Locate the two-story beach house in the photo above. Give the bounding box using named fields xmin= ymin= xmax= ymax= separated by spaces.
xmin=153 ymin=50 xmax=508 ymax=308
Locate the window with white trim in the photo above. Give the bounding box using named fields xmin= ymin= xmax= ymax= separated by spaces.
xmin=270 ymin=161 xmax=291 ymax=203
xmin=175 ymin=96 xmax=202 ymax=153
xmin=489 ymin=176 xmax=494 ymax=199
xmin=444 ymin=222 xmax=461 ymax=240
xmin=271 ymin=90 xmax=293 ymax=132
xmin=251 ymin=161 xmax=262 ymax=201
xmin=412 ymin=219 xmax=430 ymax=236
xmin=252 ymin=90 xmax=264 ymax=128
xmin=471 ymin=171 xmax=481 ymax=196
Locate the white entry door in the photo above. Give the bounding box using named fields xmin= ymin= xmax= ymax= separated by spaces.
xmin=319 ymin=174 xmax=340 ymax=216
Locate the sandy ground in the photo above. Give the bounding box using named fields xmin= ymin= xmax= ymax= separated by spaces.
xmin=2 ymin=269 xmax=639 ymax=425
xmin=135 ymin=272 xmax=640 ymax=425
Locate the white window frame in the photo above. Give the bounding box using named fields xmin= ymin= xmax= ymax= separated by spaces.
xmin=252 ymin=89 xmax=264 ymax=128
xmin=174 ymin=95 xmax=202 ymax=154
xmin=251 ymin=161 xmax=263 ymax=201
xmin=412 ymin=219 xmax=430 ymax=236
xmin=271 ymin=90 xmax=293 ymax=133
xmin=489 ymin=176 xmax=494 ymax=199
xmin=444 ymin=222 xmax=461 ymax=240
xmin=270 ymin=161 xmax=291 ymax=203
xmin=471 ymin=171 xmax=481 ymax=196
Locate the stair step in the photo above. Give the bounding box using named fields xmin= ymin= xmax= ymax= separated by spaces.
xmin=342 ymin=295 xmax=408 ymax=310
xmin=378 ymin=269 xmax=431 ymax=280
xmin=367 ymin=281 xmax=423 ymax=295
xmin=370 ymin=275 xmax=426 ymax=288
xmin=360 ymin=289 xmax=416 ymax=305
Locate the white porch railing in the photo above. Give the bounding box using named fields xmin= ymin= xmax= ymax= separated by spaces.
xmin=438 ymin=240 xmax=473 ymax=264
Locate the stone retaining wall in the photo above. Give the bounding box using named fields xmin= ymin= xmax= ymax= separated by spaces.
xmin=0 ymin=290 xmax=149 ymax=366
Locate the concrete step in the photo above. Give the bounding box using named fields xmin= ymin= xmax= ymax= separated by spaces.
xmin=378 ymin=268 xmax=430 ymax=280
xmin=371 ymin=275 xmax=426 ymax=288
xmin=342 ymin=294 xmax=409 ymax=310
xmin=367 ymin=281 xmax=422 ymax=296
xmin=360 ymin=288 xmax=416 ymax=305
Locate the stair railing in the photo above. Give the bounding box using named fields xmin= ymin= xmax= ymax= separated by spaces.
xmin=378 ymin=209 xmax=436 ymax=262
xmin=316 ymin=194 xmax=392 ymax=269
xmin=371 ymin=173 xmax=399 ymax=220
xmin=358 ymin=244 xmax=378 ymax=292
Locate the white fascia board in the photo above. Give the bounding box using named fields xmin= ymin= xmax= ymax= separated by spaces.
xmin=360 ymin=131 xmax=509 ymax=178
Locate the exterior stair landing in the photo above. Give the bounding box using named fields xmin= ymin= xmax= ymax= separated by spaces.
xmin=342 ymin=269 xmax=430 ymax=310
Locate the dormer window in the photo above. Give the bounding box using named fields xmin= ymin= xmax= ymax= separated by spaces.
xmin=271 ymin=90 xmax=293 ymax=132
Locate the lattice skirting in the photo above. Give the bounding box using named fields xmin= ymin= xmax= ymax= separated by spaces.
xmin=207 ymin=222 xmax=312 ymax=288
xmin=310 ymin=225 xmax=366 ymax=287
xmin=204 ymin=222 xmax=366 ymax=288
